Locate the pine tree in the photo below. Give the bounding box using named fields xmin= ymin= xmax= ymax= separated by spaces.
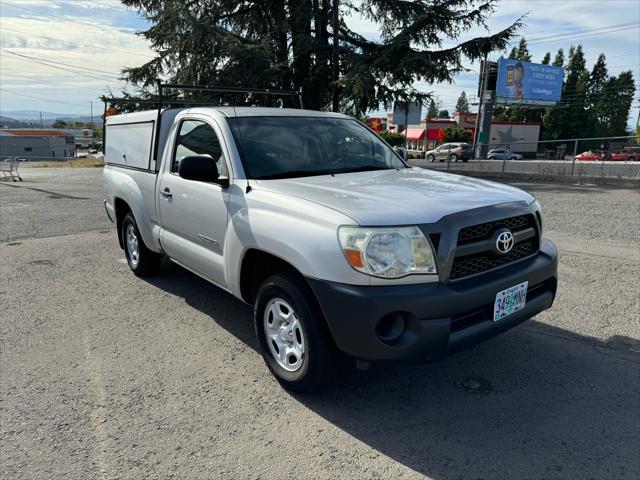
xmin=543 ymin=45 xmax=588 ymax=139
xmin=608 ymin=71 xmax=636 ymax=135
xmin=552 ymin=48 xmax=565 ymax=67
xmin=542 ymin=52 xmax=551 ymax=65
xmin=587 ymin=54 xmax=609 ymax=133
xmin=455 ymin=92 xmax=470 ymax=113
xmin=515 ymin=37 xmax=532 ymax=62
xmin=426 ymin=98 xmax=438 ymax=119
xmin=438 ymin=109 xmax=450 ymax=119
xmin=120 ymin=0 xmax=523 ymax=113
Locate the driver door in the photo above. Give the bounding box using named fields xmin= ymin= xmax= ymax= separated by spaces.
xmin=157 ymin=118 xmax=231 ymax=287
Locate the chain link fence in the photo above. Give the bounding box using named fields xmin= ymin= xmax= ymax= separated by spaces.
xmin=411 ymin=135 xmax=640 ymax=180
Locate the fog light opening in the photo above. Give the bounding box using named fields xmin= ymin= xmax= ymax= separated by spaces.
xmin=376 ymin=312 xmax=406 ymax=343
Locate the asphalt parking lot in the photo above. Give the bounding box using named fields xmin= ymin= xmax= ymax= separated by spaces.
xmin=1 ymin=167 xmax=639 ymax=479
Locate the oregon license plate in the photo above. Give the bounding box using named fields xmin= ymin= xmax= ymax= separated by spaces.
xmin=493 ymin=281 xmax=528 ymax=322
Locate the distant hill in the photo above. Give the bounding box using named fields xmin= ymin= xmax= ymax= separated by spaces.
xmin=0 ymin=111 xmax=95 ymax=128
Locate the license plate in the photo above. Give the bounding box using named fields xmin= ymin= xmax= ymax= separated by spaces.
xmin=494 ymin=281 xmax=528 ymax=322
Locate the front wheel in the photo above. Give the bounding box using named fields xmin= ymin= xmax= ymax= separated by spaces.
xmin=427 ymin=154 xmax=435 ymax=162
xmin=254 ymin=273 xmax=337 ymax=393
xmin=122 ymin=212 xmax=161 ymax=276
xmin=488 ymin=156 xmax=495 ymax=160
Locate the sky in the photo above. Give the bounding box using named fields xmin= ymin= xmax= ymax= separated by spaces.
xmin=0 ymin=0 xmax=638 ymax=126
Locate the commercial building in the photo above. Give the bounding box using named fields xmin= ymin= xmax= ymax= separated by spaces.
xmin=387 ymin=111 xmax=541 ymax=155
xmin=0 ymin=129 xmax=76 ymax=160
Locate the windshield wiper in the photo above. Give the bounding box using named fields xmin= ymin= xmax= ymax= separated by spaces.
xmin=254 ymin=165 xmax=397 ymax=180
xmin=331 ymin=165 xmax=395 ymax=174
xmin=254 ymin=170 xmax=336 ymax=180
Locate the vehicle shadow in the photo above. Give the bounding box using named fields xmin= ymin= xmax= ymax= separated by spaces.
xmin=145 ymin=260 xmax=640 ymax=479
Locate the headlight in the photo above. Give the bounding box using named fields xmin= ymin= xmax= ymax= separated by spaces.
xmin=338 ymin=226 xmax=437 ymax=278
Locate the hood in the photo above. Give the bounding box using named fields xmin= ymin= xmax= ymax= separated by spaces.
xmin=254 ymin=167 xmax=534 ymax=225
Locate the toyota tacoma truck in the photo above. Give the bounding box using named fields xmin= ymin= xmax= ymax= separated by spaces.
xmin=103 ymin=105 xmax=557 ymax=392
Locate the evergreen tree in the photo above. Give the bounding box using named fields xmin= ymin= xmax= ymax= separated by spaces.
xmin=426 ymin=98 xmax=438 ymax=119
xmin=608 ymin=71 xmax=636 ymax=135
xmin=438 ymin=109 xmax=450 ymax=119
xmin=587 ymin=54 xmax=609 ymax=132
xmin=543 ymin=45 xmax=588 ymax=139
xmin=455 ymin=91 xmax=470 ymax=112
xmin=552 ymin=48 xmax=565 ymax=67
xmin=515 ymin=37 xmax=532 ymax=61
xmin=120 ymin=0 xmax=523 ymax=113
xmin=541 ymin=52 xmax=551 ymax=65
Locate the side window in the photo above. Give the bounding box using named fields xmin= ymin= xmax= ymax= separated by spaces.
xmin=172 ymin=120 xmax=229 ymax=177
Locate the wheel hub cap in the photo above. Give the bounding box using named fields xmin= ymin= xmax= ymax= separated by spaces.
xmin=263 ymin=298 xmax=305 ymax=372
xmin=125 ymin=224 xmax=140 ymax=267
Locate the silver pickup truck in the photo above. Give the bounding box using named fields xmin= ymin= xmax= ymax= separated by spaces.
xmin=103 ymin=106 xmax=557 ymax=392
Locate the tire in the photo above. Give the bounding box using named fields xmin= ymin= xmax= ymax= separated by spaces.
xmin=628 ymin=157 xmax=636 ymax=162
xmin=427 ymin=154 xmax=435 ymax=162
xmin=254 ymin=273 xmax=337 ymax=393
xmin=449 ymin=154 xmax=457 ymax=162
xmin=462 ymin=158 xmax=469 ymax=163
xmin=488 ymin=156 xmax=495 ymax=160
xmin=122 ymin=212 xmax=161 ymax=276
xmin=510 ymin=156 xmax=517 ymax=160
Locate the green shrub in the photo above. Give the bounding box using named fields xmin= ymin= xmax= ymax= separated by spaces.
xmin=443 ymin=127 xmax=472 ymax=143
xmin=378 ymin=130 xmax=405 ymax=147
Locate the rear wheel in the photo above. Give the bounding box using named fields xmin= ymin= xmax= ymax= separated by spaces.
xmin=449 ymin=154 xmax=457 ymax=162
xmin=122 ymin=212 xmax=161 ymax=276
xmin=254 ymin=273 xmax=337 ymax=393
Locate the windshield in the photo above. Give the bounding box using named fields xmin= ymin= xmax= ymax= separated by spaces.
xmin=228 ymin=116 xmax=407 ymax=179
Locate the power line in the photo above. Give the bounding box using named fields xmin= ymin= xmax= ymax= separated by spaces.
xmin=527 ymin=24 xmax=640 ymax=46
xmin=0 ymin=48 xmax=121 ymax=76
xmin=526 ymin=21 xmax=640 ymax=43
xmin=0 ymin=49 xmax=120 ymax=81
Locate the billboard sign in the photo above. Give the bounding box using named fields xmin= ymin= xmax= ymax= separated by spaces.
xmin=495 ymin=58 xmax=563 ymax=106
xmin=392 ymin=101 xmax=422 ymax=126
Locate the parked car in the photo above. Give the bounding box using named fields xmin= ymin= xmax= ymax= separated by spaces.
xmin=611 ymin=147 xmax=639 ymax=161
xmin=425 ymin=143 xmax=473 ymax=162
xmin=103 ymin=105 xmax=557 ymax=392
xmin=487 ymin=149 xmax=523 ymax=160
xmin=576 ymin=150 xmax=611 ymax=161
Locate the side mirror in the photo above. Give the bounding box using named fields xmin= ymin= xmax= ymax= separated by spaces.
xmin=178 ymin=155 xmax=228 ymax=187
xmin=394 ymin=146 xmax=408 ymax=161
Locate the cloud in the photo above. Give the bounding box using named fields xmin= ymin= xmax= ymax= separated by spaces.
xmin=1 ymin=0 xmax=637 ymax=125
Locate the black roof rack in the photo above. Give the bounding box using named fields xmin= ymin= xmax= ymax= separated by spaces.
xmin=102 ymin=83 xmax=304 ymax=157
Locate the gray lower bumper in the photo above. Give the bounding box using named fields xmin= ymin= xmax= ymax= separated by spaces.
xmin=307 ymin=240 xmax=558 ymax=362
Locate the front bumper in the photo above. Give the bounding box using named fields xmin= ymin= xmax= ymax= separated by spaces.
xmin=307 ymin=239 xmax=558 ymax=362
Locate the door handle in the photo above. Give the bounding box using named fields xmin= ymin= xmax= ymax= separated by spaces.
xmin=160 ymin=188 xmax=172 ymax=198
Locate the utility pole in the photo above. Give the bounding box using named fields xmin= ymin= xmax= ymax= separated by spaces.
xmin=473 ymin=54 xmax=487 ymax=158
xmin=39 ymin=111 xmax=44 ymax=129
xmin=331 ymin=0 xmax=340 ymax=112
xmin=475 ymin=57 xmax=496 ymax=160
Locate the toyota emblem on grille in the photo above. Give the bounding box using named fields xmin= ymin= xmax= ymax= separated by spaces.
xmin=495 ymin=230 xmax=515 ymax=254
